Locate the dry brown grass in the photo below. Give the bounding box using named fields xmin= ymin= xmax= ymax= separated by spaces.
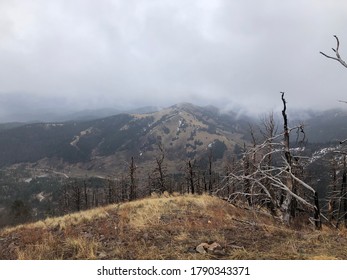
xmin=1 ymin=194 xmax=347 ymax=260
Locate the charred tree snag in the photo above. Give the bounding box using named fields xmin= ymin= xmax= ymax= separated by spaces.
xmin=208 ymin=147 xmax=213 ymax=195
xmin=154 ymin=141 xmax=167 ymax=194
xmin=337 ymin=156 xmax=347 ymax=228
xmin=280 ymin=92 xmax=296 ymax=224
xmin=313 ymin=192 xmax=322 ymax=229
xmin=83 ymin=180 xmax=88 ymax=209
xmin=328 ymin=159 xmax=338 ymax=223
xmin=187 ymin=160 xmax=195 ymax=194
xmin=129 ymin=156 xmax=137 ymax=201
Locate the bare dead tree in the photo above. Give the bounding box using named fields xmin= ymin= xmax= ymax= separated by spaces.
xmin=129 ymin=156 xmax=137 ymax=201
xmin=242 ymin=144 xmax=252 ymax=206
xmin=59 ymin=182 xmax=70 ymax=214
xmin=328 ymin=158 xmax=338 ymax=222
xmin=320 ymin=35 xmax=347 ymax=228
xmin=147 ymin=173 xmax=153 ymax=196
xmin=336 ymin=155 xmax=347 ymax=228
xmin=202 ymin=171 xmax=207 ymax=193
xmin=220 ymin=157 xmax=238 ymax=199
xmin=320 ymin=35 xmax=347 ymax=68
xmin=83 ymin=180 xmax=89 ymax=209
xmin=208 ymin=147 xmax=213 ymax=194
xmin=106 ymin=178 xmax=115 ymax=204
xmin=120 ymin=174 xmax=128 ymax=201
xmin=153 ymin=141 xmax=167 ymax=193
xmin=215 ymin=94 xmax=322 ymax=228
xmin=92 ymin=188 xmax=99 ymax=207
xmin=260 ymin=112 xmax=278 ymax=214
xmin=280 ymin=92 xmax=296 ymax=224
xmin=186 ymin=160 xmax=195 ymax=194
xmin=71 ymin=181 xmax=82 ymax=212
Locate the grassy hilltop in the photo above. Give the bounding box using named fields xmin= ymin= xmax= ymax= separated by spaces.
xmin=0 ymin=194 xmax=346 ymax=260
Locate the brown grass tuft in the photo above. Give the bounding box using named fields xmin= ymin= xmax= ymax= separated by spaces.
xmin=1 ymin=194 xmax=347 ymax=260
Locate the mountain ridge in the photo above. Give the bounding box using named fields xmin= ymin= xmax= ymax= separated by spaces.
xmin=0 ymin=103 xmax=346 ymax=177
xmin=0 ymin=103 xmax=251 ymax=174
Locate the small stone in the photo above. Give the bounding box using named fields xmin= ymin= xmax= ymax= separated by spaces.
xmin=8 ymin=242 xmax=17 ymax=253
xmin=207 ymin=242 xmax=222 ymax=253
xmin=212 ymin=249 xmax=226 ymax=256
xmin=186 ymin=247 xmax=197 ymax=253
xmin=196 ymin=243 xmax=209 ymax=254
xmin=98 ymin=252 xmax=107 ymax=259
xmin=83 ymin=232 xmax=93 ymax=239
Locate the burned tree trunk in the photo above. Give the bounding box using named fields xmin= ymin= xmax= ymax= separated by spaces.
xmin=344 ymin=169 xmax=347 ymax=228
xmin=280 ymin=92 xmax=296 ymax=224
xmin=243 ymin=149 xmax=252 ymax=206
xmin=187 ymin=160 xmax=195 ymax=194
xmin=208 ymin=148 xmax=213 ymax=194
xmin=129 ymin=156 xmax=137 ymax=201
xmin=313 ymin=191 xmax=322 ymax=230
xmin=328 ymin=159 xmax=338 ymax=222
xmin=337 ymin=156 xmax=347 ymax=228
xmin=154 ymin=141 xmax=167 ymax=194
xmin=60 ymin=182 xmax=70 ymax=214
xmin=106 ymin=178 xmax=114 ymax=204
xmin=83 ymin=180 xmax=88 ymax=210
xmin=71 ymin=181 xmax=81 ymax=212
xmin=261 ymin=113 xmax=277 ymax=214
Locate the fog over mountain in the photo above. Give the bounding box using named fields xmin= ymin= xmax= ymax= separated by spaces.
xmin=1 ymin=1 xmax=347 ymax=122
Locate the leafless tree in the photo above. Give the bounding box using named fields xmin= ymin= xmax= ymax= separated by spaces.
xmin=60 ymin=182 xmax=70 ymax=214
xmin=71 ymin=180 xmax=82 ymax=212
xmin=187 ymin=160 xmax=194 ymax=194
xmin=129 ymin=156 xmax=137 ymax=201
xmin=186 ymin=160 xmax=197 ymax=194
xmin=106 ymin=177 xmax=115 ymax=204
xmin=280 ymin=92 xmax=296 ymax=223
xmin=260 ymin=112 xmax=278 ymax=214
xmin=92 ymin=188 xmax=99 ymax=207
xmin=216 ymin=93 xmax=322 ymax=228
xmin=83 ymin=180 xmax=89 ymax=209
xmin=153 ymin=141 xmax=167 ymax=193
xmin=208 ymin=146 xmax=213 ymax=194
xmin=328 ymin=158 xmax=338 ymax=222
xmin=321 ymin=35 xmax=347 ymax=228
xmin=336 ymin=155 xmax=347 ymax=228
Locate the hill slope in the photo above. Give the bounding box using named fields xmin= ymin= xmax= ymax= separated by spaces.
xmin=0 ymin=103 xmax=251 ymax=181
xmin=0 ymin=194 xmax=346 ymax=260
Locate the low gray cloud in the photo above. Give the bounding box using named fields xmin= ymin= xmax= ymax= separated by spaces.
xmin=1 ymin=0 xmax=347 ymax=121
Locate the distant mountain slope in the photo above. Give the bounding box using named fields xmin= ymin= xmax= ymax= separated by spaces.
xmin=1 ymin=103 xmax=346 ymax=179
xmin=0 ymin=103 xmax=251 ymax=175
xmin=0 ymin=114 xmax=137 ymax=167
xmin=293 ymin=108 xmax=347 ymax=143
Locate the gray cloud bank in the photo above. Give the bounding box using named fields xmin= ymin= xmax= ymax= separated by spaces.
xmin=1 ymin=0 xmax=347 ymax=122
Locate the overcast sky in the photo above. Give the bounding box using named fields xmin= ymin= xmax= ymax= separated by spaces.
xmin=1 ymin=0 xmax=347 ymax=121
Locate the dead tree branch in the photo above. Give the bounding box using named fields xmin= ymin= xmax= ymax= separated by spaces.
xmin=320 ymin=35 xmax=347 ymax=68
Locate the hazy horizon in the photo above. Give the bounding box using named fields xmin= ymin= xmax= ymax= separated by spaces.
xmin=1 ymin=1 xmax=347 ymax=122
